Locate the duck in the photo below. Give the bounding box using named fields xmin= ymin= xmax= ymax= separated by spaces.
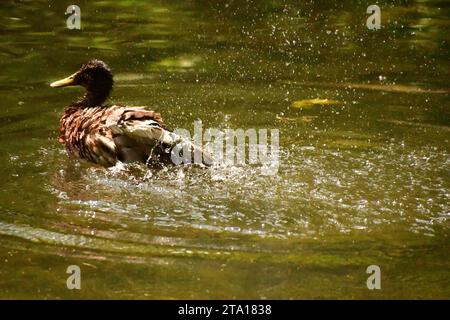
xmin=50 ymin=59 xmax=212 ymax=168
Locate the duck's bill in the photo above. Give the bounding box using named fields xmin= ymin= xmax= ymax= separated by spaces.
xmin=50 ymin=73 xmax=77 ymax=88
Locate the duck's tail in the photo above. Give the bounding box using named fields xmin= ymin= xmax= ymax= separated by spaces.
xmin=109 ymin=117 xmax=213 ymax=167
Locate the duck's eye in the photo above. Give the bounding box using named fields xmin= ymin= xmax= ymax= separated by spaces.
xmin=76 ymin=71 xmax=92 ymax=84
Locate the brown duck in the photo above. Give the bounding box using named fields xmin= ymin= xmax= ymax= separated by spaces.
xmin=50 ymin=59 xmax=211 ymax=167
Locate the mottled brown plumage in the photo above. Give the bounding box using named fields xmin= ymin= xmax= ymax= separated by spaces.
xmin=51 ymin=59 xmax=211 ymax=167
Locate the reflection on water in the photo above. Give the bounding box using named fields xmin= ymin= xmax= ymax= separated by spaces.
xmin=0 ymin=0 xmax=449 ymax=298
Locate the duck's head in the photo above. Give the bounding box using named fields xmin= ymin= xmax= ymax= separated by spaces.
xmin=50 ymin=59 xmax=113 ymax=106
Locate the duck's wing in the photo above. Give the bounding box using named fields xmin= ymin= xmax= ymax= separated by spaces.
xmin=107 ymin=106 xmax=213 ymax=166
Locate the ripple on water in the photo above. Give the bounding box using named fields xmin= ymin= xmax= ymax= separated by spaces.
xmin=42 ymin=135 xmax=449 ymax=248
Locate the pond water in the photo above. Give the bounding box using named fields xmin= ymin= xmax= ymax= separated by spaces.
xmin=0 ymin=0 xmax=449 ymax=298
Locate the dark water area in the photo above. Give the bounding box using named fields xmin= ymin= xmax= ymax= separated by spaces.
xmin=0 ymin=0 xmax=449 ymax=298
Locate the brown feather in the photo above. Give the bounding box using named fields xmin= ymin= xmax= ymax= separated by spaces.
xmin=59 ymin=105 xmax=165 ymax=166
